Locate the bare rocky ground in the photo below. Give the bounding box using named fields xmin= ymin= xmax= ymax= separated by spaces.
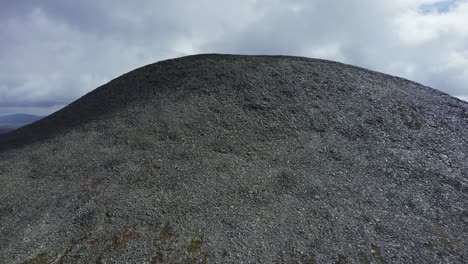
xmin=0 ymin=54 xmax=467 ymax=263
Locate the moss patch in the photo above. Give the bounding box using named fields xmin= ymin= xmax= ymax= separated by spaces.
xmin=300 ymin=254 xmax=317 ymax=264
xmin=371 ymin=244 xmax=388 ymax=264
xmin=187 ymin=239 xmax=203 ymax=253
xmin=359 ymin=252 xmax=370 ymax=264
xmin=150 ymin=252 xmax=163 ymax=263
xmin=335 ymin=254 xmax=348 ymax=264
xmin=160 ymin=224 xmax=174 ymax=240
xmin=21 ymin=252 xmax=57 ymax=264
xmin=111 ymin=231 xmax=139 ymax=250
xmin=439 ymin=233 xmax=461 ymax=247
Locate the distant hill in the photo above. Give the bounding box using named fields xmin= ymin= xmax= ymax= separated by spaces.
xmin=0 ymin=114 xmax=42 ymax=125
xmin=0 ymin=114 xmax=43 ymax=134
xmin=0 ymin=54 xmax=467 ymax=263
xmin=0 ymin=127 xmax=14 ymax=135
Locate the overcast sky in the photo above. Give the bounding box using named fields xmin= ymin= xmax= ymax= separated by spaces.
xmin=1 ymin=0 xmax=467 ymax=116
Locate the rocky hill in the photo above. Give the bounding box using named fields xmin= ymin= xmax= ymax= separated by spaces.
xmin=0 ymin=54 xmax=467 ymax=263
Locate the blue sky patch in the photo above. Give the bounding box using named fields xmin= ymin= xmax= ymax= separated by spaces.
xmin=419 ymin=0 xmax=458 ymax=14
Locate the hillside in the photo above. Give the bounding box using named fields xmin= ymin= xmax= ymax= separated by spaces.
xmin=0 ymin=54 xmax=467 ymax=263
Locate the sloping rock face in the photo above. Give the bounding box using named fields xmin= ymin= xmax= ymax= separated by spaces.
xmin=0 ymin=54 xmax=467 ymax=263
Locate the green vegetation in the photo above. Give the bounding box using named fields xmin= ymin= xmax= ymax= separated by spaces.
xmin=371 ymin=244 xmax=388 ymax=264
xmin=187 ymin=239 xmax=203 ymax=253
xmin=161 ymin=224 xmax=174 ymax=240
xmin=20 ymin=252 xmax=56 ymax=264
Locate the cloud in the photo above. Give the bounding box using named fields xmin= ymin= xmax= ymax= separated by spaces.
xmin=0 ymin=0 xmax=467 ymax=115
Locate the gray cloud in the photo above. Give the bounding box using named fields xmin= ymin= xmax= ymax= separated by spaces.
xmin=1 ymin=0 xmax=467 ymax=115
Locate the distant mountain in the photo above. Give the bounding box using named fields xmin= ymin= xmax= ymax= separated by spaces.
xmin=0 ymin=114 xmax=42 ymax=134
xmin=0 ymin=127 xmax=14 ymax=135
xmin=0 ymin=55 xmax=467 ymax=263
xmin=0 ymin=114 xmax=43 ymax=125
xmin=0 ymin=114 xmax=43 ymax=134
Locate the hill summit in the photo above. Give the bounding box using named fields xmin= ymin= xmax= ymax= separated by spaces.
xmin=0 ymin=54 xmax=467 ymax=263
